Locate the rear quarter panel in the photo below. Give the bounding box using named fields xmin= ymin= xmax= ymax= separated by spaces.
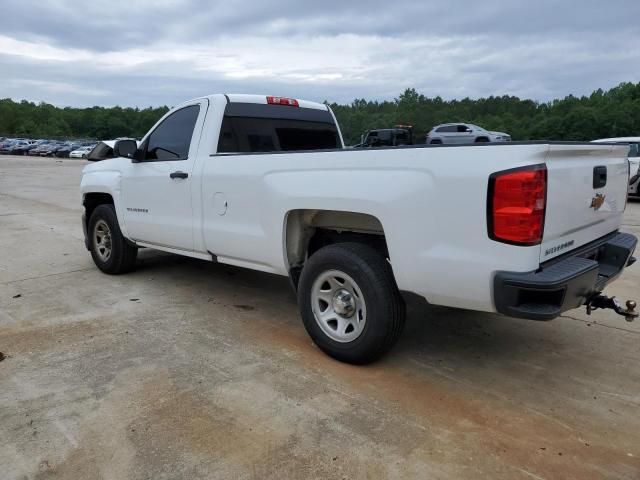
xmin=200 ymin=144 xmax=552 ymax=312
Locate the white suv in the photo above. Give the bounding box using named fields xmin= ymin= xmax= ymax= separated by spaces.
xmin=426 ymin=123 xmax=511 ymax=144
xmin=592 ymin=137 xmax=640 ymax=196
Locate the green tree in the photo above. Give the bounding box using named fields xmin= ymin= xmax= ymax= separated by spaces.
xmin=2 ymin=82 xmax=640 ymax=144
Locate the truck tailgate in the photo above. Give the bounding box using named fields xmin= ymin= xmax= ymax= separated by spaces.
xmin=541 ymin=144 xmax=630 ymax=262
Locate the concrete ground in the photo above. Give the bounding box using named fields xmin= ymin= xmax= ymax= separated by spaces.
xmin=0 ymin=156 xmax=639 ymax=480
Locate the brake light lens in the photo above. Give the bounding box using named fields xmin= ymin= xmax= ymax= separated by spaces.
xmin=488 ymin=165 xmax=547 ymax=246
xmin=266 ymin=96 xmax=299 ymax=107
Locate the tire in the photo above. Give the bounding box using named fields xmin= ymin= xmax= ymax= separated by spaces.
xmin=475 ymin=137 xmax=489 ymax=143
xmin=298 ymin=242 xmax=406 ymax=364
xmin=430 ymin=139 xmax=442 ymax=144
xmin=88 ymin=204 xmax=137 ymax=274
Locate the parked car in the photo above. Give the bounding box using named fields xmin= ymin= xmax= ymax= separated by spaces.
xmin=55 ymin=143 xmax=82 ymax=158
xmin=70 ymin=145 xmax=95 ymax=159
xmin=592 ymin=137 xmax=640 ymax=197
xmin=2 ymin=140 xmax=34 ymax=155
xmin=28 ymin=143 xmax=52 ymax=156
xmin=36 ymin=144 xmax=55 ymax=156
xmin=80 ymin=93 xmax=636 ymax=364
xmin=9 ymin=141 xmax=33 ymax=155
xmin=40 ymin=143 xmax=65 ymax=156
xmin=354 ymin=125 xmax=414 ymax=148
xmin=25 ymin=142 xmax=47 ymax=155
xmin=426 ymin=123 xmax=511 ymax=144
xmin=0 ymin=145 xmax=13 ymax=154
xmin=0 ymin=140 xmax=18 ymax=154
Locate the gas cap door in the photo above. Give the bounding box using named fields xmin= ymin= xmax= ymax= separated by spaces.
xmin=213 ymin=192 xmax=228 ymax=216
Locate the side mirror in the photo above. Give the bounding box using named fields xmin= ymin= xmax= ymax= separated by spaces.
xmin=113 ymin=139 xmax=138 ymax=160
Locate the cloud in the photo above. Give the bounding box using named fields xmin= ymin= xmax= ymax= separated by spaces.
xmin=0 ymin=0 xmax=639 ymax=107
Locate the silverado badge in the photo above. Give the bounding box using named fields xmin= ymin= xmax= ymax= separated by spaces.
xmin=590 ymin=193 xmax=605 ymax=211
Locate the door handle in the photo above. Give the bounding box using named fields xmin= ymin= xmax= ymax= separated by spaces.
xmin=170 ymin=171 xmax=188 ymax=179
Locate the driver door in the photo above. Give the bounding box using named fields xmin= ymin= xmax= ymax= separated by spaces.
xmin=120 ymin=99 xmax=208 ymax=251
xmin=454 ymin=124 xmax=474 ymax=144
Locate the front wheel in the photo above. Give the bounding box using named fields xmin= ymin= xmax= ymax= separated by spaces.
xmin=88 ymin=204 xmax=137 ymax=274
xmin=298 ymin=242 xmax=406 ymax=364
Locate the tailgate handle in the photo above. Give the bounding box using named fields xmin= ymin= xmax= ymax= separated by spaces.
xmin=593 ymin=166 xmax=607 ymax=189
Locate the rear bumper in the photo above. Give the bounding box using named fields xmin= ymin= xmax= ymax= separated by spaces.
xmin=494 ymin=232 xmax=637 ymax=320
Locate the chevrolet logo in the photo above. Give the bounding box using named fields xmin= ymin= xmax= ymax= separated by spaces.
xmin=590 ymin=193 xmax=605 ymax=211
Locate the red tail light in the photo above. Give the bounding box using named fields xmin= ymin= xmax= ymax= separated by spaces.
xmin=488 ymin=165 xmax=547 ymax=246
xmin=266 ymin=96 xmax=299 ymax=107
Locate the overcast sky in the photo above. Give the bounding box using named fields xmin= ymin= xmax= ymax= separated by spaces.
xmin=1 ymin=0 xmax=639 ymax=108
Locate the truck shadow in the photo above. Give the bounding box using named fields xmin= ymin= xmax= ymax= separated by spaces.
xmin=131 ymin=249 xmax=554 ymax=368
xmin=396 ymin=298 xmax=555 ymax=367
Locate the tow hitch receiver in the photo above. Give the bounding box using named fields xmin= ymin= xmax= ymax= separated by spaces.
xmin=586 ymin=295 xmax=638 ymax=322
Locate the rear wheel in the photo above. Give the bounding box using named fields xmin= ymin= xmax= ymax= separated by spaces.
xmin=298 ymin=242 xmax=405 ymax=364
xmin=88 ymin=204 xmax=137 ymax=274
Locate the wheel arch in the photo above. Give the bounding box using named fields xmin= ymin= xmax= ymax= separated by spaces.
xmin=83 ymin=192 xmax=114 ymax=223
xmin=284 ymin=209 xmax=390 ymax=290
xmin=81 ymin=168 xmax=130 ymax=239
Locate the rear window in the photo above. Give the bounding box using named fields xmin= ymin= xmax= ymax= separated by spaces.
xmin=217 ymin=103 xmax=340 ymax=154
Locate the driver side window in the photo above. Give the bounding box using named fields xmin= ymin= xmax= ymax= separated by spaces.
xmin=144 ymin=105 xmax=200 ymax=161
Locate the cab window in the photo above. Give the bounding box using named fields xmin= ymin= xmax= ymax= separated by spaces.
xmin=144 ymin=105 xmax=200 ymax=161
xmin=217 ymin=103 xmax=340 ymax=153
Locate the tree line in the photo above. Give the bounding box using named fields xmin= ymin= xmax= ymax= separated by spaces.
xmin=0 ymin=100 xmax=169 ymax=140
xmin=330 ymin=82 xmax=640 ymax=145
xmin=1 ymin=82 xmax=639 ymax=144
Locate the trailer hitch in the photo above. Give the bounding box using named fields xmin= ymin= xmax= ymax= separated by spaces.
xmin=586 ymin=294 xmax=638 ymax=322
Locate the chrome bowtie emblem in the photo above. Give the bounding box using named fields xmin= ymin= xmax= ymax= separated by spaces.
xmin=590 ymin=193 xmax=605 ymax=211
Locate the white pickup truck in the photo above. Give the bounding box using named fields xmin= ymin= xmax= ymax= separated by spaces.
xmin=81 ymin=94 xmax=638 ymax=364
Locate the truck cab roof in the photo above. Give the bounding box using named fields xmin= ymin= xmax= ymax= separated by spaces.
xmin=192 ymin=94 xmax=329 ymax=112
